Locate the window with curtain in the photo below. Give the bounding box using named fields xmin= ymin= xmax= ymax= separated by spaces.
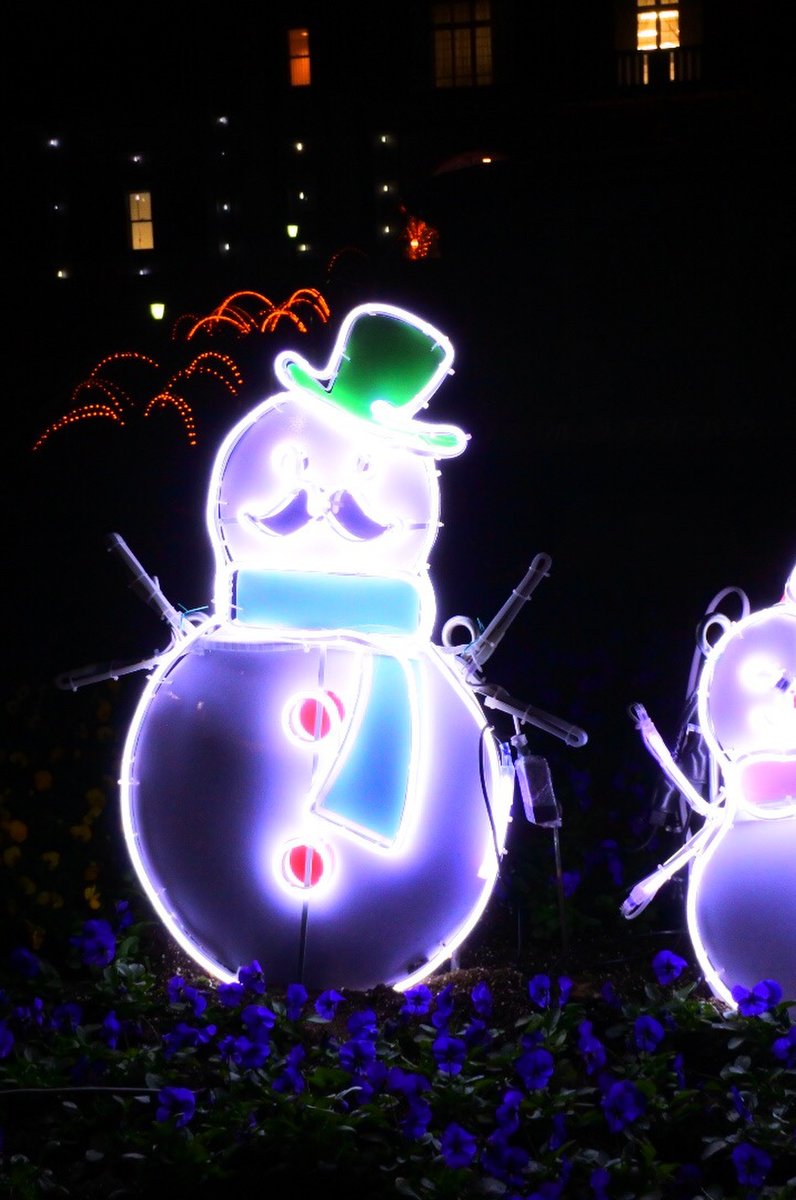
xmin=128 ymin=192 xmax=154 ymax=251
xmin=636 ymin=1 xmax=680 ymax=51
xmin=432 ymin=2 xmax=492 ymax=88
xmin=288 ymin=28 xmax=311 ymax=86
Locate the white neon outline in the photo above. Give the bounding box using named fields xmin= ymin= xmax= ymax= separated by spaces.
xmin=685 ymin=812 xmax=737 ymax=1008
xmin=119 ymin=302 xmax=514 ymax=992
xmin=119 ymin=618 xmax=239 ymax=983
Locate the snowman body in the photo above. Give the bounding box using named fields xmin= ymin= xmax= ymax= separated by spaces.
xmin=120 ymin=318 xmax=512 ymax=992
xmin=687 ymin=583 xmax=796 ymax=1006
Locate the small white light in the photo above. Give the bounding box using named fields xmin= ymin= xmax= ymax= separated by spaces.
xmin=286 ymin=224 xmax=299 ymax=239
xmin=137 ymin=267 xmax=151 ymax=277
xmin=150 ymin=302 xmax=166 ymax=321
xmin=221 ymin=202 xmax=230 ymax=212
xmin=294 ymin=141 xmax=304 ymax=152
xmin=56 ymin=268 xmax=69 ymax=279
xmin=298 ymin=191 xmax=306 ymax=201
xmin=47 ymin=137 xmax=61 ymax=149
xmin=221 ymin=242 xmax=231 ymax=253
xmin=297 ymin=243 xmax=310 ymax=253
xmin=383 ymin=225 xmax=391 ymax=235
xmin=217 ymin=115 xmax=229 ymax=125
xmin=131 ymin=154 xmax=143 ymax=164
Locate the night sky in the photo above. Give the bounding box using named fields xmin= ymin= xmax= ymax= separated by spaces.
xmin=5 ymin=6 xmax=795 ymax=834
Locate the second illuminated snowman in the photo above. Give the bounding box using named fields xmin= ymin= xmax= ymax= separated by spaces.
xmin=624 ymin=563 xmax=796 ymax=1007
xmin=120 ymin=303 xmax=514 ymax=992
xmin=687 ymin=564 xmax=796 ymax=1005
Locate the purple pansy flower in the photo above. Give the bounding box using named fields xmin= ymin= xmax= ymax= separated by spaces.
xmin=241 ymin=1004 xmax=277 ymax=1040
xmin=401 ymin=1097 xmax=432 ymax=1139
xmin=578 ymin=1021 xmax=607 ymax=1075
xmin=731 ymin=1142 xmax=772 ymax=1188
xmin=314 ymin=989 xmax=345 ymax=1020
xmin=216 ymin=981 xmax=246 ymax=1007
xmin=441 ymin=1122 xmax=477 ymax=1169
xmin=432 ymin=1032 xmax=467 ymax=1075
xmin=772 ymin=1026 xmax=796 ymax=1067
xmin=71 ymin=919 xmax=116 ymax=967
xmin=471 ymin=981 xmax=493 ymax=1017
xmin=652 ymin=950 xmax=688 ymax=986
xmin=601 ymin=1080 xmax=646 ymax=1132
xmin=495 ymin=1088 xmax=524 ymax=1136
xmin=387 ymin=1067 xmax=431 ymax=1098
xmin=528 ymin=974 xmax=551 ymax=1009
xmin=400 ymin=984 xmax=432 ymax=1016
xmin=431 ymin=983 xmax=455 ymax=1029
xmin=101 ymin=1010 xmax=121 ymax=1048
xmin=114 ymin=899 xmax=134 ymax=930
xmin=590 ymin=1166 xmax=611 ymax=1198
xmin=156 ymin=1086 xmax=196 ymax=1127
xmin=515 ymin=1046 xmax=555 ymax=1090
xmin=237 ymin=960 xmax=266 ymax=994
xmin=634 ymin=1014 xmax=665 ymax=1052
xmin=347 ymin=1008 xmax=378 ymax=1039
xmin=219 ymin=1033 xmax=271 ymax=1069
xmin=162 ymin=1021 xmax=216 ymax=1058
xmin=339 ymin=1037 xmax=376 ymax=1073
xmin=732 ymin=979 xmax=783 ymax=1016
xmin=285 ymin=982 xmax=308 ymax=1020
xmin=0 ymin=1023 xmax=14 ymax=1059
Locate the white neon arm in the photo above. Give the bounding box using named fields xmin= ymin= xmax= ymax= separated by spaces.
xmin=630 ymin=702 xmax=713 ymax=818
xmin=621 ymin=815 xmax=721 ymax=918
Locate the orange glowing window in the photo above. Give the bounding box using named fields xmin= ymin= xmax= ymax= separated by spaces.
xmin=288 ymin=28 xmax=311 ymax=86
xmin=128 ymin=192 xmax=154 ymax=251
xmin=636 ymin=2 xmax=680 ymax=51
xmin=432 ymin=2 xmax=492 ymax=88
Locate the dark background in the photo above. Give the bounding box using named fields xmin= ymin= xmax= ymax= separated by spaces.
xmin=4 ymin=2 xmax=795 ymax=854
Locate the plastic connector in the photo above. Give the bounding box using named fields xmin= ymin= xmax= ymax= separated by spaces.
xmin=515 ymin=751 xmax=561 ymax=828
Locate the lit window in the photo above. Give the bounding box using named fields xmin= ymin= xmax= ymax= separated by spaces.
xmin=128 ymin=192 xmax=154 ymax=251
xmin=288 ymin=28 xmax=311 ymax=86
xmin=432 ymin=2 xmax=493 ymax=88
xmin=636 ymin=2 xmax=680 ymax=51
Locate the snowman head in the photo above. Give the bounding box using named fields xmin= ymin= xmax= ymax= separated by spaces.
xmin=207 ymin=304 xmax=468 ymax=619
xmin=697 ymin=563 xmax=796 ymax=816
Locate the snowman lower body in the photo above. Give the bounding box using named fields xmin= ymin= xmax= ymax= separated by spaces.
xmin=687 ymin=811 xmax=796 ymax=1008
xmin=121 ymin=628 xmax=510 ymax=992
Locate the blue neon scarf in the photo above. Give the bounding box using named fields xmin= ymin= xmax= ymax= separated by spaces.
xmin=232 ymin=569 xmax=420 ymax=844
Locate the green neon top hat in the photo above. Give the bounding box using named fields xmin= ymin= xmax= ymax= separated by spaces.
xmin=273 ymin=303 xmax=468 ymax=457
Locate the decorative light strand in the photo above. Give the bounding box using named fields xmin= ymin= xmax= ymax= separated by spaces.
xmin=143 ymin=391 xmax=198 ymax=447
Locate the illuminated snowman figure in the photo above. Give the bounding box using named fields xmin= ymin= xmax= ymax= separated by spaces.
xmin=624 ymin=563 xmax=796 ymax=1007
xmin=104 ymin=303 xmax=586 ymax=993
